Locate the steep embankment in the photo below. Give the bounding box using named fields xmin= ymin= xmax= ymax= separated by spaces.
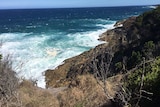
xmin=45 ymin=6 xmax=160 ymax=88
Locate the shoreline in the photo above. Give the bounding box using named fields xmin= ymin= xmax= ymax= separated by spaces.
xmin=0 ymin=22 xmax=115 ymax=89
xmin=45 ymin=12 xmax=149 ymax=88
xmin=42 ymin=23 xmax=116 ymax=88
xmin=44 ymin=22 xmax=119 ymax=88
xmin=0 ymin=6 xmax=153 ymax=88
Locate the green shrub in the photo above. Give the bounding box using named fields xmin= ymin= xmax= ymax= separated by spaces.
xmin=125 ymin=57 xmax=160 ymax=107
xmin=115 ymin=62 xmax=122 ymax=71
xmin=142 ymin=41 xmax=155 ymax=59
xmin=127 ymin=51 xmax=142 ymax=68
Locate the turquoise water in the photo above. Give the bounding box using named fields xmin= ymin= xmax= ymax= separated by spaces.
xmin=0 ymin=6 xmax=153 ymax=87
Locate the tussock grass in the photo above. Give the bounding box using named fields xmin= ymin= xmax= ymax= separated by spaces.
xmin=0 ymin=53 xmax=119 ymax=107
xmin=0 ymin=54 xmax=59 ymax=107
xmin=18 ymin=80 xmax=59 ymax=107
xmin=57 ymin=75 xmax=111 ymax=107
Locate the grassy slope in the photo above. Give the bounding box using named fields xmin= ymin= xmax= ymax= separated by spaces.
xmin=1 ymin=6 xmax=160 ymax=107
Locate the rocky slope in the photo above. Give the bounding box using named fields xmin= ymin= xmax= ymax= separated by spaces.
xmin=45 ymin=6 xmax=160 ymax=88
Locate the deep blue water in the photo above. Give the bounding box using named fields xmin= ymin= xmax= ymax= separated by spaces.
xmin=0 ymin=6 xmax=152 ymax=33
xmin=0 ymin=6 xmax=153 ymax=87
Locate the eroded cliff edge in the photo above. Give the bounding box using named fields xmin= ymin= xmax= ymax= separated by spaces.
xmin=45 ymin=6 xmax=160 ymax=88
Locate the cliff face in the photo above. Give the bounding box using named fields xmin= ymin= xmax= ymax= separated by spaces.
xmin=45 ymin=43 xmax=110 ymax=88
xmin=45 ymin=6 xmax=160 ymax=88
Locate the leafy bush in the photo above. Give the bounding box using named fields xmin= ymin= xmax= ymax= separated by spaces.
xmin=127 ymin=51 xmax=142 ymax=68
xmin=125 ymin=57 xmax=160 ymax=107
xmin=115 ymin=62 xmax=123 ymax=71
xmin=142 ymin=41 xmax=155 ymax=59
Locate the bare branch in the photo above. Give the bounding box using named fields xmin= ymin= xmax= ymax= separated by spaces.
xmin=0 ymin=55 xmax=22 ymax=107
xmin=126 ymin=58 xmax=154 ymax=73
xmin=91 ymin=47 xmax=114 ymax=100
xmin=136 ymin=57 xmax=145 ymax=107
xmin=141 ymin=96 xmax=152 ymax=101
xmin=141 ymin=90 xmax=153 ymax=95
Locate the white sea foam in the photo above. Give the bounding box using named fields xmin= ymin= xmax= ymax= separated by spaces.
xmin=26 ymin=26 xmax=37 ymax=28
xmin=143 ymin=5 xmax=157 ymax=9
xmin=148 ymin=6 xmax=157 ymax=9
xmin=0 ymin=21 xmax=115 ymax=88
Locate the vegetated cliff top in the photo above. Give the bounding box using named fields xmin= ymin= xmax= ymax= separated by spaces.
xmin=45 ymin=6 xmax=160 ymax=88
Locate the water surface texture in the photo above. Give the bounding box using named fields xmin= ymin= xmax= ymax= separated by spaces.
xmin=0 ymin=6 xmax=152 ymax=87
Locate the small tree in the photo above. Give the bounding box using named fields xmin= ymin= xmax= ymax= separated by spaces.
xmin=91 ymin=47 xmax=134 ymax=107
xmin=91 ymin=47 xmax=114 ymax=100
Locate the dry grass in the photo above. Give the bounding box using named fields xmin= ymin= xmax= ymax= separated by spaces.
xmin=57 ymin=74 xmax=115 ymax=107
xmin=18 ymin=80 xmax=59 ymax=107
xmin=0 ymin=55 xmax=20 ymax=107
xmin=0 ymin=54 xmax=121 ymax=107
xmin=19 ymin=74 xmax=118 ymax=107
xmin=0 ymin=72 xmax=121 ymax=107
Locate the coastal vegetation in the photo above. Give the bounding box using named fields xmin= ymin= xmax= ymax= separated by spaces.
xmin=0 ymin=5 xmax=160 ymax=107
xmin=0 ymin=54 xmax=59 ymax=107
xmin=45 ymin=5 xmax=160 ymax=107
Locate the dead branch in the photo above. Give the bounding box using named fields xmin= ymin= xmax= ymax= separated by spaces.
xmin=0 ymin=55 xmax=21 ymax=107
xmin=91 ymin=47 xmax=133 ymax=107
xmin=126 ymin=58 xmax=154 ymax=74
xmin=135 ymin=57 xmax=145 ymax=107
xmin=114 ymin=84 xmax=132 ymax=107
xmin=135 ymin=57 xmax=153 ymax=107
xmin=92 ymin=47 xmax=114 ymax=100
xmin=141 ymin=90 xmax=153 ymax=95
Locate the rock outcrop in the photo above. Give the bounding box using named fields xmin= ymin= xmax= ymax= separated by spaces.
xmin=45 ymin=6 xmax=160 ymax=88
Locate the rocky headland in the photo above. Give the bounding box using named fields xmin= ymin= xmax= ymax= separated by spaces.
xmin=43 ymin=6 xmax=160 ymax=107
xmin=1 ymin=6 xmax=160 ymax=107
xmin=45 ymin=6 xmax=160 ymax=88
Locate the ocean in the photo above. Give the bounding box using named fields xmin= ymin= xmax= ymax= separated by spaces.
xmin=0 ymin=6 xmax=153 ymax=88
